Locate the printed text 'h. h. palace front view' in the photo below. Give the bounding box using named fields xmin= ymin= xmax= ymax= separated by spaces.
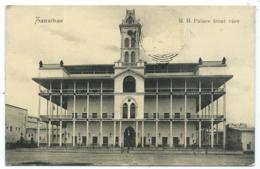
xmin=32 ymin=9 xmax=233 ymax=149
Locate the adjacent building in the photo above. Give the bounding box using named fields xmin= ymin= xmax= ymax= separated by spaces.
xmin=26 ymin=116 xmax=61 ymax=146
xmin=5 ymin=104 xmax=27 ymax=144
xmin=226 ymin=123 xmax=255 ymax=152
xmin=33 ymin=9 xmax=233 ymax=148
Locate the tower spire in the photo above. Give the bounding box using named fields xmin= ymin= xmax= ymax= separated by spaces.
xmin=119 ymin=9 xmax=142 ymax=66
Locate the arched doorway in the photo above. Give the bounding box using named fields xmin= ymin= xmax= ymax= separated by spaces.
xmin=124 ymin=127 xmax=136 ymax=147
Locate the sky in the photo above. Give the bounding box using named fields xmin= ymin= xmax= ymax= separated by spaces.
xmin=5 ymin=6 xmax=255 ymax=126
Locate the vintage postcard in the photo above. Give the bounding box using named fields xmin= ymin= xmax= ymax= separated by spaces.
xmin=5 ymin=6 xmax=255 ymax=166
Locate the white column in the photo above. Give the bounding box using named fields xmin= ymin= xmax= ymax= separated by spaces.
xmin=184 ymin=79 xmax=187 ymax=148
xmin=59 ymin=120 xmax=62 ymax=147
xmin=50 ymin=81 xmax=53 ymax=117
xmin=211 ymin=118 xmax=214 ymax=148
xmin=170 ymin=121 xmax=173 ymax=147
xmin=113 ymin=121 xmax=116 ymax=146
xmin=48 ymin=119 xmax=51 ymax=147
xmin=86 ymin=120 xmax=89 ymax=147
xmin=46 ymin=101 xmax=49 ymax=145
xmin=60 ymin=81 xmax=63 ymax=116
xmin=100 ymin=121 xmax=103 ymax=147
xmin=155 ymin=121 xmax=158 ymax=147
xmin=49 ymin=82 xmax=53 ymax=144
xmin=223 ymin=83 xmax=226 ymax=149
xmin=47 ymin=100 xmax=49 ymax=116
xmin=223 ymin=84 xmax=226 ymax=118
xmin=136 ymin=121 xmax=138 ymax=147
xmin=119 ymin=121 xmax=122 ymax=147
xmin=87 ymin=81 xmax=89 ymax=118
xmin=156 ymin=79 xmax=159 ymax=147
xmin=72 ymin=81 xmax=76 ymax=147
xmin=211 ymin=80 xmax=214 ymax=118
xmin=170 ymin=79 xmax=173 ymax=119
xmin=223 ymin=121 xmax=226 ymax=149
xmin=156 ymin=79 xmax=159 ymax=119
xmin=199 ymin=121 xmax=202 ymax=148
xmin=208 ymin=106 xmax=210 ymax=117
xmin=100 ymin=80 xmax=103 ymax=118
xmin=141 ymin=121 xmax=144 ymax=147
xmin=216 ymin=99 xmax=219 ymax=144
xmin=100 ymin=81 xmax=103 ymax=146
xmin=37 ymin=85 xmax=41 ymax=147
xmin=59 ymin=81 xmax=63 ymax=145
xmin=199 ymin=80 xmax=201 ymax=116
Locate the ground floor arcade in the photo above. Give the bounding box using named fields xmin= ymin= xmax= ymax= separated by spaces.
xmin=37 ymin=119 xmax=225 ymax=149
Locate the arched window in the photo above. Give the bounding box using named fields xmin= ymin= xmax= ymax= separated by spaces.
xmin=130 ymin=103 xmax=136 ymax=118
xmin=131 ymin=38 xmax=136 ymax=47
xmin=124 ymin=38 xmax=129 ymax=48
xmin=123 ymin=76 xmax=136 ymax=93
xmin=124 ymin=52 xmax=129 ymax=63
xmin=123 ymin=103 xmax=128 ymax=119
xmin=131 ymin=51 xmax=135 ymax=64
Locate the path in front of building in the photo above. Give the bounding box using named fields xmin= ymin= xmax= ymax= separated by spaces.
xmin=6 ymin=149 xmax=254 ymax=166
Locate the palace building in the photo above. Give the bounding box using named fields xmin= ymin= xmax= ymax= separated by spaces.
xmin=33 ymin=9 xmax=233 ymax=149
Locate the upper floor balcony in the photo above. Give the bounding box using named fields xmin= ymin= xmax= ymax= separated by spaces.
xmin=40 ymin=112 xmax=224 ymax=122
xmin=144 ymin=87 xmax=225 ymax=95
xmin=39 ymin=88 xmax=114 ymax=96
xmin=39 ymin=87 xmax=225 ymax=96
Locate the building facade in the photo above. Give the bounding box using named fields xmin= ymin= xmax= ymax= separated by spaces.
xmin=226 ymin=123 xmax=255 ymax=152
xmin=26 ymin=116 xmax=60 ymax=146
xmin=5 ymin=104 xmax=27 ymax=144
xmin=33 ymin=9 xmax=233 ymax=148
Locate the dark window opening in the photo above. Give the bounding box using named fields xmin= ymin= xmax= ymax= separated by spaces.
xmin=173 ymin=137 xmax=179 ymax=146
xmin=152 ymin=137 xmax=156 ymax=146
xmin=186 ymin=113 xmax=191 ymax=119
xmin=131 ymin=51 xmax=135 ymax=64
xmin=123 ymin=103 xmax=128 ymax=118
xmin=131 ymin=38 xmax=136 ymax=48
xmin=82 ymin=113 xmax=87 ymax=118
xmin=125 ymin=52 xmax=129 ymax=63
xmin=130 ymin=103 xmax=136 ymax=119
xmin=174 ymin=113 xmax=180 ymax=119
xmin=164 ymin=113 xmax=170 ymax=119
xmin=124 ymin=38 xmax=130 ymax=48
xmin=186 ymin=137 xmax=190 ymax=146
xmin=144 ymin=113 xmax=148 ymax=118
xmin=162 ymin=137 xmax=168 ymax=146
xmin=103 ymin=136 xmax=108 ymax=146
xmin=247 ymin=143 xmax=251 ymax=150
xmin=92 ymin=113 xmax=97 ymax=119
xmin=82 ymin=136 xmax=86 ymax=144
xmin=93 ymin=136 xmax=98 ymax=144
xmin=115 ymin=137 xmax=119 ymax=146
xmin=123 ymin=76 xmax=136 ymax=93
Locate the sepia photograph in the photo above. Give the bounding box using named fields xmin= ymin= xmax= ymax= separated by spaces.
xmin=4 ymin=5 xmax=256 ymax=166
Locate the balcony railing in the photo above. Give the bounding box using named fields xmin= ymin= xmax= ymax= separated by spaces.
xmin=40 ymin=113 xmax=224 ymax=121
xmin=40 ymin=88 xmax=114 ymax=95
xmin=40 ymin=87 xmax=224 ymax=95
xmin=145 ymin=87 xmax=225 ymax=93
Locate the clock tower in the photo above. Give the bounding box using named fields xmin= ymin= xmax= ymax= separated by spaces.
xmin=119 ymin=9 xmax=143 ymax=66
